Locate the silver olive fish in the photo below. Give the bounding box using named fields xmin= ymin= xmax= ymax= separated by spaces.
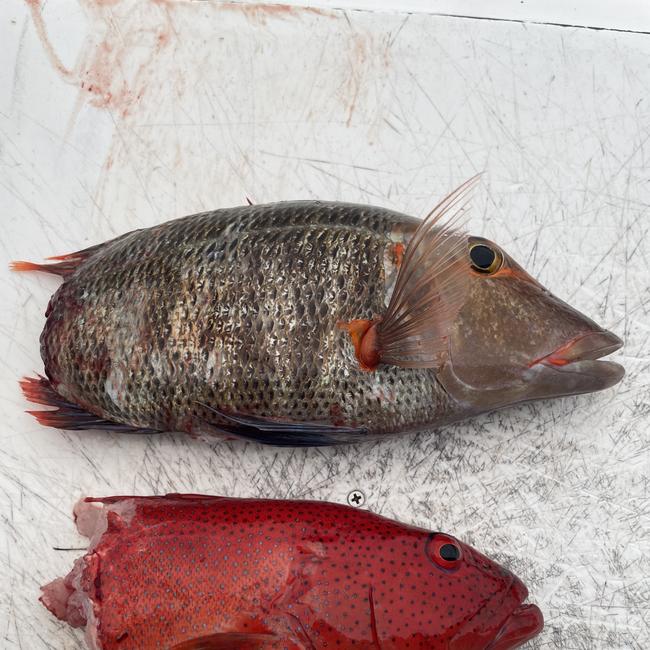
xmin=15 ymin=179 xmax=624 ymax=445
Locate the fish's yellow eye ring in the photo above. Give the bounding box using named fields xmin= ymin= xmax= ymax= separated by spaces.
xmin=469 ymin=243 xmax=502 ymax=274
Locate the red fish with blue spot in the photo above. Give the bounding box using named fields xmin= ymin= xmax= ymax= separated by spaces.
xmin=41 ymin=494 xmax=543 ymax=649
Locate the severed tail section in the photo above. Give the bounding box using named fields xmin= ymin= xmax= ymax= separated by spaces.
xmin=20 ymin=375 xmax=159 ymax=433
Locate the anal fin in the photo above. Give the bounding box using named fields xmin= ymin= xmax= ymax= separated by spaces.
xmin=197 ymin=402 xmax=367 ymax=447
xmin=20 ymin=375 xmax=159 ymax=434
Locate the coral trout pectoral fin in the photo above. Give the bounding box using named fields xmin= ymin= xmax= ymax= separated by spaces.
xmin=171 ymin=632 xmax=277 ymax=650
xmin=10 ymin=241 xmax=106 ymax=278
xmin=20 ymin=375 xmax=161 ymax=433
xmin=342 ymin=176 xmax=477 ymax=370
xmin=196 ymin=403 xmax=367 ymax=446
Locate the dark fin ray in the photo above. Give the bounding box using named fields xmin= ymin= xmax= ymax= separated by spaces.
xmin=171 ymin=632 xmax=276 ymax=649
xmin=196 ymin=402 xmax=367 ymax=447
xmin=20 ymin=375 xmax=159 ymax=433
xmin=11 ymin=242 xmax=106 ymax=278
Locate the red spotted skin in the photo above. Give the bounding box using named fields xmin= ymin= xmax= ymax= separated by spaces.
xmin=43 ymin=496 xmax=542 ymax=649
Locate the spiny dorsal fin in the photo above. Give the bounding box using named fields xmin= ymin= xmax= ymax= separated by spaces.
xmin=340 ymin=176 xmax=477 ymax=370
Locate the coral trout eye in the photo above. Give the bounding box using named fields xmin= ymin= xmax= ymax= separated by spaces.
xmin=426 ymin=533 xmax=463 ymax=571
xmin=469 ymin=243 xmax=502 ymax=274
xmin=440 ymin=543 xmax=460 ymax=561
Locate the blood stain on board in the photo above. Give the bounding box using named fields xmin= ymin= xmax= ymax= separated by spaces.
xmin=24 ymin=0 xmax=175 ymax=119
xmin=219 ymin=1 xmax=333 ymax=26
xmin=24 ymin=0 xmax=334 ymax=119
xmin=24 ymin=0 xmax=74 ymax=79
xmin=344 ymin=33 xmax=369 ymax=127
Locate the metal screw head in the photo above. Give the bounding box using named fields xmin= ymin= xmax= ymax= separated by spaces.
xmin=347 ymin=489 xmax=365 ymax=507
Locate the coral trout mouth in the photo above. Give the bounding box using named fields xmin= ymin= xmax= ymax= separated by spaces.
xmin=487 ymin=603 xmax=544 ymax=650
xmin=529 ymin=330 xmax=624 ymax=391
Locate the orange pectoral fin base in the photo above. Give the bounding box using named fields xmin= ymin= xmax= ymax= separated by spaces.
xmin=337 ymin=319 xmax=381 ymax=371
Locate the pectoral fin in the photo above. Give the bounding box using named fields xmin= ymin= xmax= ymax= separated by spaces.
xmin=340 ymin=176 xmax=477 ymax=370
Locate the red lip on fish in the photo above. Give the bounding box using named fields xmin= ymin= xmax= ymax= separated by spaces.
xmin=486 ymin=603 xmax=544 ymax=650
xmin=529 ymin=330 xmax=623 ymax=368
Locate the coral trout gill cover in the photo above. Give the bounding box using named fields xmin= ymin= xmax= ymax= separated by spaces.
xmin=41 ymin=495 xmax=543 ymax=649
xmin=15 ymin=179 xmax=623 ymax=445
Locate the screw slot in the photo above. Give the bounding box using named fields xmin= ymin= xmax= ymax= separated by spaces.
xmin=347 ymin=490 xmax=365 ymax=507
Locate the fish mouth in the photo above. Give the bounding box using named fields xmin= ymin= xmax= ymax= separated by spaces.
xmin=486 ymin=602 xmax=544 ymax=650
xmin=529 ymin=330 xmax=624 ymax=392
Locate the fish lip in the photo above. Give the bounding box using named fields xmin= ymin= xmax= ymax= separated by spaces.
xmin=486 ymin=602 xmax=544 ymax=650
xmin=530 ymin=330 xmax=623 ymax=367
xmin=528 ymin=330 xmax=625 ymax=390
xmin=530 ymin=330 xmax=625 ymax=394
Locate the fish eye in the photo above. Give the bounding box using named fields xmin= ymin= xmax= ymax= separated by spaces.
xmin=469 ymin=243 xmax=502 ymax=274
xmin=440 ymin=543 xmax=460 ymax=561
xmin=426 ymin=533 xmax=462 ymax=571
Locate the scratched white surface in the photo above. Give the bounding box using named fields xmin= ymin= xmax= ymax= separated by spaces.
xmin=1 ymin=1 xmax=649 ymax=648
xmin=246 ymin=0 xmax=650 ymax=32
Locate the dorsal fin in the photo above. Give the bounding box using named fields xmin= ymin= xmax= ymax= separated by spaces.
xmin=340 ymin=176 xmax=477 ymax=370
